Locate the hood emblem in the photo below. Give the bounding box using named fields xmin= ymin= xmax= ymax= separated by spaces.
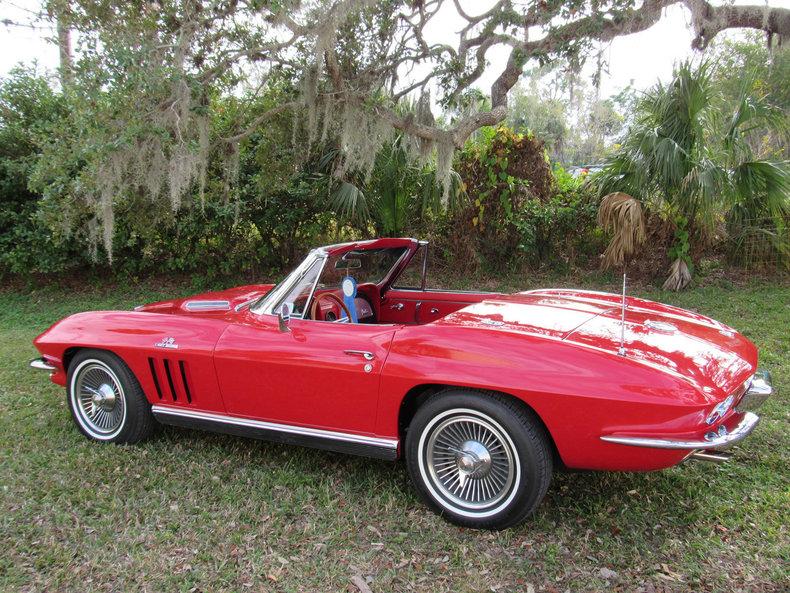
xmin=644 ymin=320 xmax=677 ymax=333
xmin=155 ymin=337 xmax=179 ymax=349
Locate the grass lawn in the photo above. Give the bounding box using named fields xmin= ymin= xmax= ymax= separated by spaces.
xmin=1 ymin=274 xmax=787 ymax=592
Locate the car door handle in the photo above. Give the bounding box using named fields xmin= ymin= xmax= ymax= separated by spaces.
xmin=430 ymin=307 xmax=439 ymax=314
xmin=344 ymin=350 xmax=375 ymax=360
xmin=390 ymin=303 xmax=404 ymax=311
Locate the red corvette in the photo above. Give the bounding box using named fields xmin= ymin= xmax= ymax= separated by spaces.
xmin=31 ymin=238 xmax=773 ymax=529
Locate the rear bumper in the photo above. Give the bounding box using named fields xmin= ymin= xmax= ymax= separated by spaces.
xmin=600 ymin=369 xmax=772 ymax=452
xmin=600 ymin=412 xmax=760 ymax=450
xmin=735 ymin=369 xmax=772 ymax=413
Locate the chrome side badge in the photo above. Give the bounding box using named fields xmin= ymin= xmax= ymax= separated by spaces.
xmin=155 ymin=337 xmax=179 ymax=349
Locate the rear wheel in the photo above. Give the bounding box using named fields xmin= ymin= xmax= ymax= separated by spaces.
xmin=66 ymin=349 xmax=155 ymax=444
xmin=405 ymin=389 xmax=552 ymax=530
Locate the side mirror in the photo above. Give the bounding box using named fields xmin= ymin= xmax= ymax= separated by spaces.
xmin=277 ymin=302 xmax=293 ymax=332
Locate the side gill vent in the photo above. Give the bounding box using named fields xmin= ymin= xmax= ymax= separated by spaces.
xmin=178 ymin=360 xmax=193 ymax=403
xmin=163 ymin=359 xmax=178 ymax=401
xmin=148 ymin=357 xmax=163 ymax=399
xmin=149 ymin=357 xmax=194 ymax=403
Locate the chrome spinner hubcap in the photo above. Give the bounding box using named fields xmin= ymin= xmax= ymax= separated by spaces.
xmin=425 ymin=413 xmax=516 ymax=511
xmin=455 ymin=440 xmax=492 ymax=477
xmin=89 ymin=383 xmax=117 ymax=411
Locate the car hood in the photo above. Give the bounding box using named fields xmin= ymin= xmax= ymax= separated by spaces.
xmin=440 ymin=289 xmax=757 ymax=398
xmin=134 ymin=284 xmax=275 ymax=316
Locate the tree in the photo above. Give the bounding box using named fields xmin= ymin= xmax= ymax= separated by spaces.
xmin=707 ymin=32 xmax=789 ymax=159
xmin=507 ymin=84 xmax=568 ymax=161
xmin=0 ymin=67 xmax=70 ymax=275
xmin=597 ymin=61 xmax=789 ymax=289
xmin=37 ymin=0 xmax=790 ymax=260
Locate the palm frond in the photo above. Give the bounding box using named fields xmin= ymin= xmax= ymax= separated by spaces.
xmin=730 ymin=160 xmax=790 ymax=218
xmin=724 ymin=86 xmax=788 ymax=154
xmin=662 ymin=258 xmax=693 ymax=291
xmin=597 ymin=192 xmax=646 ymax=269
xmin=330 ymin=181 xmax=369 ymax=223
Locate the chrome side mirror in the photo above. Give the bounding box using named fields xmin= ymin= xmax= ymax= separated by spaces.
xmin=277 ymin=302 xmax=293 ymax=332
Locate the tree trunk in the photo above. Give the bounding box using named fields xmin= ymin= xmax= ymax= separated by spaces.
xmin=55 ymin=3 xmax=73 ymax=88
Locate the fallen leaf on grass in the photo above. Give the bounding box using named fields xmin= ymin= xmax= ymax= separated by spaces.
xmin=351 ymin=574 xmax=373 ymax=593
xmin=598 ymin=567 xmax=618 ymax=580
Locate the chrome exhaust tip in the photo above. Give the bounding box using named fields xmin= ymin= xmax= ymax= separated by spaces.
xmin=690 ymin=450 xmax=732 ymax=463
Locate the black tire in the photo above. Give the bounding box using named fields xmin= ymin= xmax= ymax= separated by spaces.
xmin=66 ymin=349 xmax=155 ymax=444
xmin=405 ymin=389 xmax=552 ymax=530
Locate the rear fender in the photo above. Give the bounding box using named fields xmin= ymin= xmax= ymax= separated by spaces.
xmin=379 ymin=324 xmax=710 ymax=471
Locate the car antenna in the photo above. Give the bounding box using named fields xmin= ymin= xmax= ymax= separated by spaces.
xmin=618 ymin=272 xmax=627 ymax=356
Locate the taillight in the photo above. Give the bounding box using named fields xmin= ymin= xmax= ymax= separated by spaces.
xmin=706 ymin=394 xmax=734 ymax=425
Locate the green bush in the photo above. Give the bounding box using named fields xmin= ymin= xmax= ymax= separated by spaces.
xmin=0 ymin=69 xmax=336 ymax=280
xmin=451 ymin=127 xmax=600 ymax=271
xmin=512 ymin=165 xmax=602 ymax=268
xmin=0 ymin=68 xmax=73 ymax=277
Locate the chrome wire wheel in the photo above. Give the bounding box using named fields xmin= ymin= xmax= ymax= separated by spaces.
xmin=70 ymin=359 xmax=127 ymax=440
xmin=418 ymin=408 xmax=520 ymax=518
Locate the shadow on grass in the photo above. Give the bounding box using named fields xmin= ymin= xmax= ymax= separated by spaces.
xmin=155 ymin=422 xmax=714 ymax=535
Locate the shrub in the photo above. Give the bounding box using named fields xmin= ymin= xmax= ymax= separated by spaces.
xmin=451 ymin=127 xmax=600 ymax=270
xmin=453 ymin=127 xmax=553 ymax=268
xmin=512 ymin=165 xmax=602 ymax=268
xmin=0 ymin=68 xmax=72 ymax=277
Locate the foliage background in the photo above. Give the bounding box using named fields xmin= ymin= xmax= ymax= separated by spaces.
xmin=0 ymin=34 xmax=787 ymax=285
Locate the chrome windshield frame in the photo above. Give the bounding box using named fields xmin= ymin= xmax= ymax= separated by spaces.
xmin=250 ymin=249 xmax=329 ymax=317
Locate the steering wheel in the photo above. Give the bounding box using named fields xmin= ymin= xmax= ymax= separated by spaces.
xmin=310 ymin=292 xmax=354 ymax=322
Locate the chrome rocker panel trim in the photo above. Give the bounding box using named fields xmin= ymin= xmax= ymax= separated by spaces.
xmin=600 ymin=412 xmax=761 ymax=451
xmin=151 ymin=405 xmax=399 ymax=460
xmin=29 ymin=357 xmax=57 ymax=372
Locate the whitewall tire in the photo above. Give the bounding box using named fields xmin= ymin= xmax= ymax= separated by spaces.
xmin=66 ymin=349 xmax=155 ymax=444
xmin=405 ymin=389 xmax=552 ymax=530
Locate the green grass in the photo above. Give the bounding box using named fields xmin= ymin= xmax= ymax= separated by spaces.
xmin=1 ymin=275 xmax=788 ymax=592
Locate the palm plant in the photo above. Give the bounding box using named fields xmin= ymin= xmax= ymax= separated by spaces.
xmin=722 ymin=95 xmax=790 ymax=267
xmin=318 ymin=135 xmax=464 ymax=237
xmin=597 ymin=61 xmax=789 ymax=289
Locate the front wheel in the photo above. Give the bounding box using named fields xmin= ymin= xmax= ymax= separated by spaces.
xmin=66 ymin=349 xmax=155 ymax=444
xmin=405 ymin=389 xmax=552 ymax=530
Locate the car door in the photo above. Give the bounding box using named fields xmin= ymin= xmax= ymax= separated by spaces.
xmin=213 ymin=313 xmax=398 ymax=435
xmin=381 ymin=289 xmax=484 ymax=324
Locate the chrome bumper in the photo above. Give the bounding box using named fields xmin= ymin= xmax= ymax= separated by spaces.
xmin=29 ymin=357 xmax=57 ymax=372
xmin=601 ymin=412 xmax=761 ymax=451
xmin=601 ymin=369 xmax=773 ymax=452
xmin=735 ymin=369 xmax=773 ymax=413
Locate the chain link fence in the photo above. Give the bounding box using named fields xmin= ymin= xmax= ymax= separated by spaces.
xmin=725 ymin=216 xmax=790 ymax=275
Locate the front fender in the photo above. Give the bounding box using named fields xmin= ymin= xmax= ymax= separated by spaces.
xmin=33 ymin=311 xmax=229 ymax=411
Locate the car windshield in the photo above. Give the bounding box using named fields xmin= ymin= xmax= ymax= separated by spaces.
xmin=317 ymin=247 xmax=408 ymax=290
xmin=252 ymin=246 xmax=408 ymax=316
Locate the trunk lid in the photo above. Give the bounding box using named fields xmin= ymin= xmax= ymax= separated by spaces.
xmin=441 ymin=289 xmax=757 ymax=397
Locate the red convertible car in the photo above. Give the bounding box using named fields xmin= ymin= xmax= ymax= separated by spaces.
xmin=31 ymin=238 xmax=773 ymax=529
